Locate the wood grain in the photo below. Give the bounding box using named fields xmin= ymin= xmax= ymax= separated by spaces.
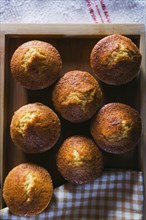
xmin=0 ymin=24 xmax=145 ymax=215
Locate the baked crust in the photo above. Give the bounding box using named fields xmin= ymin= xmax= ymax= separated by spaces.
xmin=10 ymin=103 xmax=61 ymax=153
xmin=52 ymin=70 xmax=103 ymax=123
xmin=90 ymin=103 xmax=142 ymax=154
xmin=10 ymin=40 xmax=62 ymax=89
xmin=90 ymin=34 xmax=142 ymax=85
xmin=56 ymin=135 xmax=103 ymax=184
xmin=3 ymin=163 xmax=53 ymax=216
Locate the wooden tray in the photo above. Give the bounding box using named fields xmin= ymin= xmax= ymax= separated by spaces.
xmin=0 ymin=24 xmax=146 ymax=213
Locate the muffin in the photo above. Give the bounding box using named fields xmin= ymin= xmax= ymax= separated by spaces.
xmin=90 ymin=34 xmax=142 ymax=85
xmin=10 ymin=40 xmax=62 ymax=89
xmin=52 ymin=70 xmax=103 ymax=123
xmin=90 ymin=103 xmax=142 ymax=154
xmin=3 ymin=163 xmax=53 ymax=216
xmin=56 ymin=135 xmax=103 ymax=184
xmin=10 ymin=103 xmax=61 ymax=153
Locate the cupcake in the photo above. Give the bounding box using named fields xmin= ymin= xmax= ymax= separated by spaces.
xmin=90 ymin=34 xmax=142 ymax=85
xmin=10 ymin=40 xmax=62 ymax=89
xmin=56 ymin=135 xmax=103 ymax=184
xmin=52 ymin=70 xmax=103 ymax=123
xmin=3 ymin=163 xmax=53 ymax=216
xmin=90 ymin=103 xmax=142 ymax=154
xmin=10 ymin=103 xmax=61 ymax=153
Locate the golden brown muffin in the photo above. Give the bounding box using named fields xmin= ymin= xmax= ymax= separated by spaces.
xmin=90 ymin=34 xmax=142 ymax=85
xmin=52 ymin=70 xmax=103 ymax=123
xmin=56 ymin=135 xmax=103 ymax=184
xmin=10 ymin=40 xmax=62 ymax=90
xmin=90 ymin=103 xmax=142 ymax=154
xmin=3 ymin=163 xmax=53 ymax=216
xmin=10 ymin=103 xmax=61 ymax=153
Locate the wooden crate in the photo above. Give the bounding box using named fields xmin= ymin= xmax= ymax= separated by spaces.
xmin=0 ymin=24 xmax=145 ymax=215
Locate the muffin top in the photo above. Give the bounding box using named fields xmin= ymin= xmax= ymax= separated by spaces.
xmin=56 ymin=135 xmax=103 ymax=184
xmin=10 ymin=103 xmax=61 ymax=153
xmin=52 ymin=70 xmax=103 ymax=123
xmin=90 ymin=103 xmax=142 ymax=154
xmin=10 ymin=40 xmax=62 ymax=89
xmin=90 ymin=34 xmax=142 ymax=85
xmin=3 ymin=163 xmax=53 ymax=216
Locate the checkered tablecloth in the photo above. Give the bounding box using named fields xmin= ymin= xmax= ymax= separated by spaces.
xmin=0 ymin=170 xmax=143 ymax=220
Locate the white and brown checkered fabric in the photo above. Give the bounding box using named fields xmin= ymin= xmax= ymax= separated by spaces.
xmin=0 ymin=170 xmax=143 ymax=220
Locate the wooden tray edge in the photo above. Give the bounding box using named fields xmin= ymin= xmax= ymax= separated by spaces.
xmin=1 ymin=23 xmax=145 ymax=35
xmin=0 ymin=23 xmax=145 ymax=212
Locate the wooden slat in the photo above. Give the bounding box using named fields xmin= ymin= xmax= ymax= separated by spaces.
xmin=139 ymin=30 xmax=146 ymax=218
xmin=1 ymin=23 xmax=145 ymax=35
xmin=0 ymin=30 xmax=5 ymax=210
xmin=0 ymin=24 xmax=145 ymax=214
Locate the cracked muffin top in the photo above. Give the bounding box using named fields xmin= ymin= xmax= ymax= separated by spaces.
xmin=52 ymin=70 xmax=103 ymax=123
xmin=10 ymin=102 xmax=61 ymax=153
xmin=56 ymin=135 xmax=103 ymax=184
xmin=90 ymin=103 xmax=142 ymax=154
xmin=10 ymin=40 xmax=62 ymax=90
xmin=90 ymin=34 xmax=142 ymax=85
xmin=3 ymin=163 xmax=53 ymax=216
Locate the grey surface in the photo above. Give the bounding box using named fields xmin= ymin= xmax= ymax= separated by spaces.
xmin=0 ymin=0 xmax=146 ymax=24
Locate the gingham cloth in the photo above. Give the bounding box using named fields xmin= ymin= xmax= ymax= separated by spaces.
xmin=0 ymin=170 xmax=143 ymax=220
